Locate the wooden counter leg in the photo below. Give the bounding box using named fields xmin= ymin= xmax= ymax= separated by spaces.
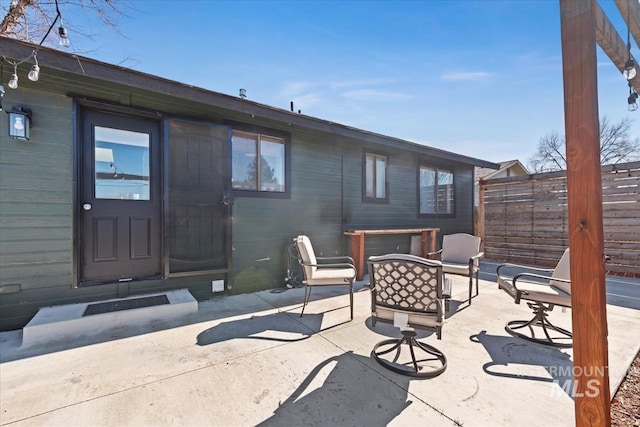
xmin=422 ymin=230 xmax=438 ymax=259
xmin=430 ymin=230 xmax=438 ymax=254
xmin=421 ymin=231 xmax=428 ymax=258
xmin=351 ymin=233 xmax=365 ymax=281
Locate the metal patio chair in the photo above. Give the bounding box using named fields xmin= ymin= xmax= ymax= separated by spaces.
xmin=496 ymin=248 xmax=572 ymax=347
xmin=428 ymin=233 xmax=483 ymax=305
xmin=294 ymin=235 xmax=356 ymax=320
xmin=368 ymin=254 xmax=448 ymax=378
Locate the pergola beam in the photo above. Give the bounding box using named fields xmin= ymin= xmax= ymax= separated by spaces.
xmin=614 ymin=0 xmax=640 ymax=48
xmin=594 ymin=0 xmax=640 ymax=91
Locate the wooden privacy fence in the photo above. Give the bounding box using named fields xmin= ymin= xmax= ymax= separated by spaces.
xmin=478 ymin=161 xmax=640 ymax=277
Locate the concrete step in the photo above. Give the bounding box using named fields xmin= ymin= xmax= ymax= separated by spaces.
xmin=22 ymin=289 xmax=197 ymax=347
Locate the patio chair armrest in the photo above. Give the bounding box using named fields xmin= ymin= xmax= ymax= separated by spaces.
xmin=496 ymin=262 xmax=554 ymax=278
xmin=510 ymin=272 xmax=570 ymax=303
xmin=301 ymin=260 xmax=355 ymax=270
xmin=426 ymin=249 xmax=443 ymax=260
xmin=511 ymin=272 xmax=566 ymax=289
xmin=469 ymin=252 xmax=484 ymax=269
xmin=319 ymin=262 xmax=356 ymax=270
xmin=317 ymin=255 xmax=355 ymax=264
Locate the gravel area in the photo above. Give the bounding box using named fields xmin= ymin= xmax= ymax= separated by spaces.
xmin=611 ymin=351 xmax=640 ymax=426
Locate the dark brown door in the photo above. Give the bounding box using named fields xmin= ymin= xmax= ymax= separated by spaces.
xmin=167 ymin=119 xmax=231 ymax=274
xmin=80 ymin=109 xmax=161 ymax=284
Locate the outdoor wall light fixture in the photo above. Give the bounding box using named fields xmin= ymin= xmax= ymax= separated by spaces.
xmin=7 ymin=106 xmax=32 ymax=140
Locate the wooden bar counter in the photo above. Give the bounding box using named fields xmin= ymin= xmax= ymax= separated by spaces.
xmin=344 ymin=228 xmax=440 ymax=281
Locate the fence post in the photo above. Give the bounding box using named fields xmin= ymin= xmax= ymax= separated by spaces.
xmin=477 ymin=179 xmax=485 ymax=246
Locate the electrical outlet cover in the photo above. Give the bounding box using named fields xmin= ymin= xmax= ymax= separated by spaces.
xmin=211 ymin=280 xmax=225 ymax=293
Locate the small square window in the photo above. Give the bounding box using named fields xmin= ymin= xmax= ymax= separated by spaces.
xmin=419 ymin=166 xmax=454 ymax=215
xmin=232 ymin=130 xmax=286 ymax=194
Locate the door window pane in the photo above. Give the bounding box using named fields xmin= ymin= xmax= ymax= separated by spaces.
xmin=95 ymin=126 xmax=150 ymax=200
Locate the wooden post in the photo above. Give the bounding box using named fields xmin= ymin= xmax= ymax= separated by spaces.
xmin=350 ymin=233 xmax=365 ymax=281
xmin=560 ymin=1 xmax=611 ymax=426
xmin=477 ymin=179 xmax=486 ymax=242
xmin=420 ymin=230 xmax=438 ymax=258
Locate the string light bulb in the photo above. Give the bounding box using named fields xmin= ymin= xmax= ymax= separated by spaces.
xmin=8 ymin=74 xmax=18 ymax=89
xmin=28 ymin=53 xmax=39 ymax=81
xmin=8 ymin=63 xmax=18 ymax=89
xmin=624 ymin=59 xmax=637 ymax=81
xmin=28 ymin=64 xmax=40 ymax=82
xmin=0 ymin=62 xmax=4 ymax=111
xmin=628 ymin=84 xmax=639 ymax=112
xmin=58 ymin=25 xmax=70 ymax=47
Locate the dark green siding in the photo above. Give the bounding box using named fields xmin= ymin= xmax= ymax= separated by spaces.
xmin=0 ymin=87 xmax=75 ymax=329
xmin=0 ymin=50 xmax=481 ymax=330
xmin=342 ymin=141 xmax=475 ymax=265
xmin=230 ymin=130 xmax=344 ymax=293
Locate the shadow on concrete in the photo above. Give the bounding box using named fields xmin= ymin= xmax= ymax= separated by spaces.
xmin=256 ymin=351 xmax=450 ymax=426
xmin=0 ymin=293 xmax=275 ymax=363
xmin=363 ymin=315 xmax=436 ymax=340
xmin=444 ymin=299 xmax=472 ymax=318
xmin=196 ymin=310 xmax=351 ymax=346
xmin=0 ymin=287 xmax=356 ymax=363
xmin=470 ymin=330 xmax=574 ymax=397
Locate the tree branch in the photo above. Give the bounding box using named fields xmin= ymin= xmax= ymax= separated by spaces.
xmin=0 ymin=0 xmax=35 ymax=36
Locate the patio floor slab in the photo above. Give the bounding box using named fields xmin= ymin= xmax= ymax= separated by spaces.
xmin=1 ymin=271 xmax=639 ymax=427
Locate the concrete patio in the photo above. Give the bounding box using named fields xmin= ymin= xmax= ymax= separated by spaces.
xmin=1 ymin=264 xmax=639 ymax=427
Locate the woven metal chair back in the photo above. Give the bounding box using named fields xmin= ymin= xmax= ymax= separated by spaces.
xmin=368 ymin=254 xmax=443 ymax=314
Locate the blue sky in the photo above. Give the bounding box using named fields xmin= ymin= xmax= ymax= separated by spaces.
xmin=65 ymin=0 xmax=639 ymax=165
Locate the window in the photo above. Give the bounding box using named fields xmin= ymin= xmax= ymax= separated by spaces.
xmin=419 ymin=166 xmax=454 ymax=215
xmin=364 ymin=152 xmax=388 ymax=202
xmin=232 ymin=130 xmax=286 ymax=193
xmin=94 ymin=126 xmax=150 ymax=200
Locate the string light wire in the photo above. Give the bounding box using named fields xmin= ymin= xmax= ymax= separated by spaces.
xmin=2 ymin=0 xmax=68 ymax=89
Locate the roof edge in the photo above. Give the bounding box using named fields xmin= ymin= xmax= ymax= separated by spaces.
xmin=1 ymin=38 xmax=498 ymax=168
